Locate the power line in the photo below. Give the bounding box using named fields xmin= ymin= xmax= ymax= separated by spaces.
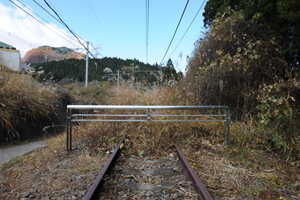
xmin=45 ymin=0 xmax=87 ymax=43
xmin=85 ymin=0 xmax=121 ymax=57
xmin=32 ymin=0 xmax=65 ymax=27
xmin=0 ymin=27 xmax=39 ymax=48
xmin=9 ymin=0 xmax=81 ymax=48
xmin=32 ymin=0 xmax=81 ymax=41
xmin=33 ymin=0 xmax=99 ymax=59
xmin=146 ymin=0 xmax=149 ymax=63
xmin=15 ymin=0 xmax=82 ymax=48
xmin=168 ymin=0 xmax=206 ymax=59
xmin=160 ymin=0 xmax=189 ymax=64
xmin=44 ymin=0 xmax=96 ymax=59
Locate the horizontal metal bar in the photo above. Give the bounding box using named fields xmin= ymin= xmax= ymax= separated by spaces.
xmin=71 ymin=119 xmax=225 ymax=122
xmin=151 ymin=114 xmax=225 ymax=117
xmin=152 ymin=119 xmax=226 ymax=122
xmin=71 ymin=114 xmax=225 ymax=118
xmin=71 ymin=119 xmax=147 ymax=122
xmin=72 ymin=114 xmax=147 ymax=117
xmin=67 ymin=105 xmax=229 ymax=110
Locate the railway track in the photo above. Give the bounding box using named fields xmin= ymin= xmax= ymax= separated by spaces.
xmin=82 ymin=134 xmax=213 ymax=200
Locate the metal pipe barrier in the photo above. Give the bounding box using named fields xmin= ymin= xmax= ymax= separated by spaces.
xmin=66 ymin=105 xmax=230 ymax=151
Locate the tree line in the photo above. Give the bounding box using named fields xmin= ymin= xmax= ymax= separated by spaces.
xmin=32 ymin=57 xmax=181 ymax=84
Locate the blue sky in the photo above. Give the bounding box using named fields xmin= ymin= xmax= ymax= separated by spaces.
xmin=0 ymin=0 xmax=206 ymax=71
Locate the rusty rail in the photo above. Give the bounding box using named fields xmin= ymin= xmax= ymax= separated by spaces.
xmin=82 ymin=136 xmax=212 ymax=200
xmin=82 ymin=134 xmax=126 ymax=200
xmin=175 ymin=144 xmax=213 ymax=200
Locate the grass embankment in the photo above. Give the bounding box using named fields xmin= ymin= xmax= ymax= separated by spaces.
xmin=0 ymin=64 xmax=69 ymax=143
xmin=0 ymin=84 xmax=299 ymax=199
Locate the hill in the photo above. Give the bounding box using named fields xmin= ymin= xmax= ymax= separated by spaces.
xmin=21 ymin=46 xmax=85 ymax=63
xmin=33 ymin=57 xmax=179 ymax=84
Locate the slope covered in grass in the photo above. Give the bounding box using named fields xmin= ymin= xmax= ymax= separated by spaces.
xmin=0 ymin=64 xmax=69 ymax=143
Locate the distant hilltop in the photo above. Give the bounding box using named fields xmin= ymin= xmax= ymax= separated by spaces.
xmin=21 ymin=46 xmax=85 ymax=64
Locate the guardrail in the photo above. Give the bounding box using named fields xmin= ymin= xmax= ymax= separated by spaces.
xmin=66 ymin=105 xmax=230 ymax=151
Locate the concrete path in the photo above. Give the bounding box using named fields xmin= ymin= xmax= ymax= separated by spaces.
xmin=0 ymin=140 xmax=49 ymax=166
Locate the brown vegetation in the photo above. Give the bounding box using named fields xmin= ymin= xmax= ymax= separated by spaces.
xmin=1 ymin=84 xmax=299 ymax=199
xmin=0 ymin=64 xmax=69 ymax=142
xmin=183 ymin=8 xmax=300 ymax=168
xmin=0 ymin=8 xmax=299 ymax=199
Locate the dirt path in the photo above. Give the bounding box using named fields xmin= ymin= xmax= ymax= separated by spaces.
xmin=0 ymin=140 xmax=49 ymax=166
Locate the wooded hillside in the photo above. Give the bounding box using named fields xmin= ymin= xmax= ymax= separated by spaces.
xmin=32 ymin=57 xmax=180 ymax=84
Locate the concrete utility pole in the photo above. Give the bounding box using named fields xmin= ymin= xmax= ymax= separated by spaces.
xmin=85 ymin=41 xmax=89 ymax=88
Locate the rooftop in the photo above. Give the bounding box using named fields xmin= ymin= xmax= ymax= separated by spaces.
xmin=0 ymin=41 xmax=16 ymax=50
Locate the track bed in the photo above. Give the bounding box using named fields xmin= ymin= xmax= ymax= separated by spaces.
xmin=99 ymin=155 xmax=197 ymax=199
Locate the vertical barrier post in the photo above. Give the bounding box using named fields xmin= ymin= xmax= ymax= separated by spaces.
xmin=227 ymin=110 xmax=230 ymax=145
xmin=224 ymin=109 xmax=227 ymax=144
xmin=146 ymin=108 xmax=150 ymax=151
xmin=70 ymin=109 xmax=73 ymax=151
xmin=66 ymin=109 xmax=69 ymax=151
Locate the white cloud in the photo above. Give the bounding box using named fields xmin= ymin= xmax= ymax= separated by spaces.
xmin=0 ymin=2 xmax=83 ymax=58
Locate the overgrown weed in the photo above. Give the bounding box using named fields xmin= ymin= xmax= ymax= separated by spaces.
xmin=1 ymin=82 xmax=299 ymax=199
xmin=69 ymin=85 xmax=216 ymax=158
xmin=0 ymin=64 xmax=64 ymax=142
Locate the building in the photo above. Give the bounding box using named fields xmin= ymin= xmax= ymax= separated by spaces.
xmin=0 ymin=41 xmax=22 ymax=71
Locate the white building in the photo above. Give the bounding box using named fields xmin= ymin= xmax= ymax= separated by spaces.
xmin=0 ymin=41 xmax=22 ymax=71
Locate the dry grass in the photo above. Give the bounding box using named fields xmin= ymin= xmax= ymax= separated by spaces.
xmin=0 ymin=64 xmax=63 ymax=142
xmin=1 ymin=84 xmax=300 ymax=199
xmin=0 ymin=133 xmax=108 ymax=199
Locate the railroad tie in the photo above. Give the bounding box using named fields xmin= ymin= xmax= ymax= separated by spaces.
xmin=99 ymin=156 xmax=198 ymax=199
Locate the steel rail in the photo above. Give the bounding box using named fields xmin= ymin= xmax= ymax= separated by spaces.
xmin=72 ymin=114 xmax=147 ymax=117
xmin=71 ymin=119 xmax=225 ymax=122
xmin=72 ymin=114 xmax=225 ymax=117
xmin=151 ymin=114 xmax=226 ymax=117
xmin=82 ymin=138 xmax=212 ymax=199
xmin=175 ymin=144 xmax=213 ymax=200
xmin=67 ymin=105 xmax=229 ymax=110
xmin=82 ymin=134 xmax=126 ymax=200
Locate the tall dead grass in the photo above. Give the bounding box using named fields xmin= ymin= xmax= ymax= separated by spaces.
xmin=0 ymin=64 xmax=61 ymax=142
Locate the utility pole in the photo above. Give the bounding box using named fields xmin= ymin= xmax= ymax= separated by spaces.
xmin=85 ymin=41 xmax=89 ymax=88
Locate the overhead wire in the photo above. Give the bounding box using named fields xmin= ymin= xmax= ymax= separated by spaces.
xmin=43 ymin=0 xmax=96 ymax=59
xmin=85 ymin=0 xmax=120 ymax=57
xmin=0 ymin=27 xmax=39 ymax=48
xmin=160 ymin=0 xmax=189 ymax=65
xmin=32 ymin=0 xmax=83 ymax=41
xmin=9 ymin=0 xmax=82 ymax=48
xmin=15 ymin=0 xmax=82 ymax=48
xmin=44 ymin=0 xmax=87 ymax=43
xmin=39 ymin=0 xmax=101 ymax=59
xmin=168 ymin=0 xmax=207 ymax=59
xmin=32 ymin=0 xmax=66 ymax=28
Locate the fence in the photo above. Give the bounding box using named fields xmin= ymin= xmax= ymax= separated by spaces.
xmin=66 ymin=105 xmax=230 ymax=151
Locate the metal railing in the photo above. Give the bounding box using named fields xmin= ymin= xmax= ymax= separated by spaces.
xmin=66 ymin=105 xmax=230 ymax=151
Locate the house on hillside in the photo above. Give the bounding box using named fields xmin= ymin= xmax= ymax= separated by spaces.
xmin=0 ymin=41 xmax=22 ymax=71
